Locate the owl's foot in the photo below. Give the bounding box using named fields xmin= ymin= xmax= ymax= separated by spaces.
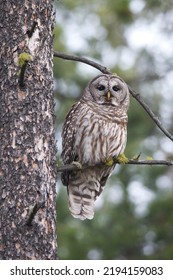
xmin=72 ymin=161 xmax=82 ymax=169
xmin=105 ymin=157 xmax=114 ymax=166
xmin=117 ymin=153 xmax=128 ymax=164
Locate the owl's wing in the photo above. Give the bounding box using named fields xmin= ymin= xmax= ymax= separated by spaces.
xmin=61 ymin=102 xmax=81 ymax=186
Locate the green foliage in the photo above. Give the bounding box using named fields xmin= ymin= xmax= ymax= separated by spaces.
xmin=54 ymin=0 xmax=173 ymax=260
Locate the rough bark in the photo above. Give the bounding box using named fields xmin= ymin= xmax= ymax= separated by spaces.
xmin=0 ymin=0 xmax=57 ymax=259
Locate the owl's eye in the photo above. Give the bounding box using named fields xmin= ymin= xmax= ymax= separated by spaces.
xmin=112 ymin=85 xmax=120 ymax=92
xmin=97 ymin=85 xmax=105 ymax=91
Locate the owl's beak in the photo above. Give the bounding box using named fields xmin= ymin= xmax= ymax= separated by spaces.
xmin=107 ymin=91 xmax=111 ymax=100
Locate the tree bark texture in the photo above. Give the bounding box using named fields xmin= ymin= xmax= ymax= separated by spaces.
xmin=0 ymin=1 xmax=57 ymax=259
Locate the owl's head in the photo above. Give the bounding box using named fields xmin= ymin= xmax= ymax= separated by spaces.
xmin=83 ymin=74 xmax=130 ymax=110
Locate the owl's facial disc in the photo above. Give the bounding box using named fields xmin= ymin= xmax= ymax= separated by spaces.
xmin=96 ymin=79 xmax=123 ymax=105
xmin=86 ymin=74 xmax=129 ymax=108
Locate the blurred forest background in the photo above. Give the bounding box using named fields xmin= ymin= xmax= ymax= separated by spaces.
xmin=53 ymin=0 xmax=173 ymax=259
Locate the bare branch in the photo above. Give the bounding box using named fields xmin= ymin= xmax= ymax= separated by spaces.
xmin=18 ymin=53 xmax=33 ymax=89
xmin=18 ymin=62 xmax=28 ymax=88
xmin=26 ymin=201 xmax=45 ymax=226
xmin=127 ymin=159 xmax=173 ymax=166
xmin=57 ymin=159 xmax=173 ymax=173
xmin=54 ymin=51 xmax=111 ymax=74
xmin=54 ymin=51 xmax=173 ymax=142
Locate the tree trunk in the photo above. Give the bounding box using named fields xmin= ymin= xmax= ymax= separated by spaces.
xmin=0 ymin=0 xmax=57 ymax=259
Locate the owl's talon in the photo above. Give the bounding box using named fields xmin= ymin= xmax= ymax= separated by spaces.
xmin=105 ymin=157 xmax=114 ymax=166
xmin=117 ymin=153 xmax=128 ymax=164
xmin=72 ymin=161 xmax=82 ymax=169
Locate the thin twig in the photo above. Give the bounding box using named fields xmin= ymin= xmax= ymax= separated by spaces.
xmin=53 ymin=51 xmax=173 ymax=142
xmin=26 ymin=201 xmax=45 ymax=226
xmin=57 ymin=159 xmax=173 ymax=173
xmin=128 ymin=86 xmax=173 ymax=142
xmin=18 ymin=53 xmax=33 ymax=89
xmin=19 ymin=62 xmax=28 ymax=88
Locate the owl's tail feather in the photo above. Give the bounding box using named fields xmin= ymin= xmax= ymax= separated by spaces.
xmin=68 ymin=185 xmax=96 ymax=220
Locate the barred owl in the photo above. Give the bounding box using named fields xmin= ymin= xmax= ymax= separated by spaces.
xmin=61 ymin=74 xmax=130 ymax=220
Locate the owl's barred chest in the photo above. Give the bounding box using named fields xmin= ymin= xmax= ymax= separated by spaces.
xmin=74 ymin=112 xmax=127 ymax=164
